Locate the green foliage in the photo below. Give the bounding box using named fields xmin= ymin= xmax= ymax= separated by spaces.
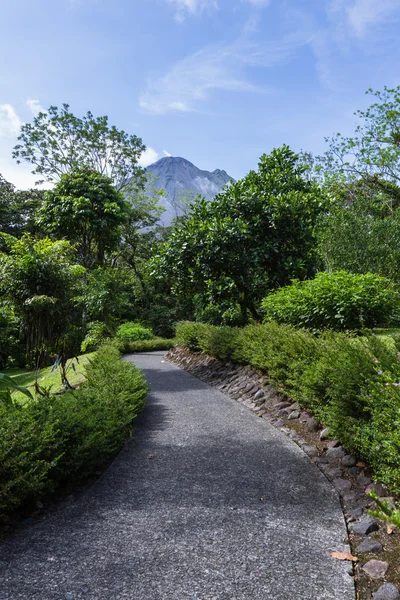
xmin=368 ymin=491 xmax=400 ymax=528
xmin=176 ymin=321 xmax=400 ymax=492
xmin=153 ymin=146 xmax=326 ymax=322
xmin=0 ymin=344 xmax=147 ymax=518
xmin=81 ymin=321 xmax=110 ymax=353
xmin=114 ymin=337 xmax=177 ymax=353
xmin=0 ymin=373 xmax=33 ymax=409
xmin=37 ymin=169 xmax=129 ymax=269
xmin=115 ymin=322 xmax=153 ymax=342
xmin=0 ymin=235 xmax=85 ymax=359
xmin=13 ymin=103 xmax=145 ymax=190
xmin=262 ymin=271 xmax=400 ymax=331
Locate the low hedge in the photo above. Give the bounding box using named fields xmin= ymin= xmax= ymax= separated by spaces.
xmin=261 ymin=271 xmax=400 ymax=331
xmin=0 ymin=344 xmax=147 ymax=518
xmin=114 ymin=337 xmax=177 ymax=354
xmin=176 ymin=321 xmax=400 ymax=492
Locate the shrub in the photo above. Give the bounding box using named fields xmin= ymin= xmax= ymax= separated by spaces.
xmin=262 ymin=271 xmax=400 ymax=331
xmin=176 ymin=321 xmax=400 ymax=492
xmin=0 ymin=343 xmax=147 ymax=518
xmin=115 ymin=322 xmax=153 ymax=342
xmin=114 ymin=337 xmax=177 ymax=354
xmin=81 ymin=321 xmax=110 ymax=353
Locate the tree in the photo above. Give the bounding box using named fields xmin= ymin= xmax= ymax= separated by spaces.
xmin=36 ymin=169 xmax=129 ymax=269
xmin=152 ymin=146 xmax=326 ymax=322
xmin=13 ymin=103 xmax=146 ymax=190
xmin=0 ymin=174 xmax=44 ymax=237
xmin=0 ymin=235 xmax=84 ymax=361
xmin=323 ymin=86 xmax=400 ymax=187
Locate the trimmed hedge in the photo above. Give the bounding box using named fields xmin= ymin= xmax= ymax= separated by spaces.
xmin=115 ymin=322 xmax=153 ymax=342
xmin=176 ymin=321 xmax=400 ymax=492
xmin=262 ymin=271 xmax=400 ymax=331
xmin=114 ymin=337 xmax=177 ymax=354
xmin=0 ymin=344 xmax=147 ymax=518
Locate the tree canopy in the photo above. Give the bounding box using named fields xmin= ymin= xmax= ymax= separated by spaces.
xmin=13 ymin=103 xmax=146 ymax=190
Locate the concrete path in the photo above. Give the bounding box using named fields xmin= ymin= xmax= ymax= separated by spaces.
xmin=0 ymin=351 xmax=354 ymax=600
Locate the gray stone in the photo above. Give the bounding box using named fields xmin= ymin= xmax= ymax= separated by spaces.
xmin=348 ymin=507 xmax=363 ymax=518
xmin=65 ymin=594 xmax=74 ymax=600
xmin=254 ymin=389 xmax=264 ymax=400
xmin=274 ymin=418 xmax=285 ymax=428
xmin=320 ymin=427 xmax=330 ymax=441
xmin=367 ymin=483 xmax=387 ymax=497
xmin=0 ymin=594 xmax=8 ymax=599
xmin=274 ymin=401 xmax=292 ymax=410
xmin=326 ymin=446 xmax=346 ymax=459
xmin=277 ymin=409 xmax=289 ymax=417
xmin=357 ymin=475 xmax=372 ymax=487
xmin=343 ymin=492 xmax=360 ymax=504
xmin=288 ymin=411 xmax=300 ymax=420
xmin=299 ymin=411 xmax=312 ymax=422
xmin=357 ymin=539 xmax=383 ymax=554
xmin=303 ymin=445 xmax=319 ymax=457
xmin=347 ymin=467 xmax=362 ymax=476
xmin=322 ymin=466 xmax=344 ymax=478
xmin=313 ymin=457 xmax=329 ymax=464
xmin=306 ymin=418 xmax=320 ymax=432
xmin=333 ymin=479 xmax=352 ymax=494
xmin=351 ymin=518 xmax=379 ymax=536
xmin=327 ymin=440 xmax=340 ymax=448
xmin=289 ymin=402 xmax=300 ymax=410
xmin=373 ymin=583 xmax=400 ymax=600
xmin=342 ymin=455 xmax=357 ymax=468
xmin=362 ymin=559 xmax=388 ymax=579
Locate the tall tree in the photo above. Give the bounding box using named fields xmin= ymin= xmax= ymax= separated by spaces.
xmin=13 ymin=104 xmax=146 ymax=190
xmin=153 ymin=146 xmax=326 ymax=322
xmin=36 ymin=169 xmax=129 ymax=269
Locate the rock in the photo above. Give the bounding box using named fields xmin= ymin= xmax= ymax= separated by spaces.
xmin=289 ymin=402 xmax=300 ymax=410
xmin=274 ymin=401 xmax=292 ymax=410
xmin=333 ymin=478 xmax=352 ymax=494
xmin=351 ymin=518 xmax=379 ymax=536
xmin=288 ymin=411 xmax=300 ymax=420
xmin=254 ymin=389 xmax=264 ymax=400
xmin=326 ymin=446 xmax=346 ymax=459
xmin=373 ymin=583 xmax=400 ymax=600
xmin=306 ymin=418 xmax=320 ymax=432
xmin=277 ymin=409 xmax=289 ymax=417
xmin=366 ymin=483 xmax=387 ymax=497
xmin=321 ymin=465 xmax=344 ymax=478
xmin=327 ymin=440 xmax=340 ymax=448
xmin=348 ymin=507 xmax=363 ymax=518
xmin=362 ymin=559 xmax=388 ymax=579
xmin=342 ymin=455 xmax=357 ymax=468
xmin=303 ymin=445 xmax=319 ymax=457
xmin=0 ymin=594 xmax=8 ymax=599
xmin=274 ymin=419 xmax=285 ymax=428
xmin=357 ymin=475 xmax=372 ymax=487
xmin=320 ymin=427 xmax=330 ymax=440
xmin=357 ymin=539 xmax=383 ymax=553
xmin=313 ymin=457 xmax=329 ymax=464
xmin=348 ymin=467 xmax=362 ymax=476
xmin=343 ymin=491 xmax=360 ymax=504
xmin=65 ymin=594 xmax=74 ymax=600
xmin=299 ymin=411 xmax=312 ymax=422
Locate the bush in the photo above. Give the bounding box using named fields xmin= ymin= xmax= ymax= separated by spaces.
xmin=0 ymin=344 xmax=147 ymax=518
xmin=114 ymin=337 xmax=177 ymax=354
xmin=176 ymin=321 xmax=400 ymax=492
xmin=81 ymin=321 xmax=110 ymax=353
xmin=115 ymin=322 xmax=153 ymax=342
xmin=262 ymin=271 xmax=400 ymax=331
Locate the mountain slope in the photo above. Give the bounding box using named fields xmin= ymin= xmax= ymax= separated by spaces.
xmin=146 ymin=156 xmax=233 ymax=226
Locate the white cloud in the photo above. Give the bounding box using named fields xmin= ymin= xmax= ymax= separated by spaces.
xmin=139 ymin=36 xmax=306 ymax=115
xmin=167 ymin=0 xmax=217 ymax=21
xmin=242 ymin=0 xmax=271 ymax=7
xmin=26 ymin=98 xmax=46 ymax=116
xmin=138 ymin=147 xmax=160 ymax=167
xmin=347 ymin=0 xmax=400 ymax=36
xmin=0 ymin=104 xmax=23 ymax=137
xmin=163 ymin=150 xmax=172 ymax=156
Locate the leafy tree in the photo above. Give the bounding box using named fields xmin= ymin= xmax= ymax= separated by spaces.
xmin=36 ymin=169 xmax=129 ymax=269
xmin=153 ymin=146 xmax=326 ymax=321
xmin=13 ymin=103 xmax=146 ymax=190
xmin=0 ymin=175 xmax=44 ymax=237
xmin=323 ymin=86 xmax=400 ymax=187
xmin=0 ymin=235 xmax=85 ymax=361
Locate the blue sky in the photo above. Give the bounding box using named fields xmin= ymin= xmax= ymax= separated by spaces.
xmin=1 ymin=0 xmax=400 ymax=188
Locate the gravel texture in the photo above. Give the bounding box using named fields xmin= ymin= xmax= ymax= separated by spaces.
xmin=0 ymin=351 xmax=354 ymax=600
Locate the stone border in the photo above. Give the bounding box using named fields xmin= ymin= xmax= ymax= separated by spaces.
xmin=167 ymin=345 xmax=400 ymax=600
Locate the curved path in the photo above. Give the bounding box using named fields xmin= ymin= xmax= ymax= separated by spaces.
xmin=0 ymin=351 xmax=354 ymax=600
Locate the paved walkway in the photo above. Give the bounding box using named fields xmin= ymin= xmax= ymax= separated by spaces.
xmin=0 ymin=351 xmax=354 ymax=600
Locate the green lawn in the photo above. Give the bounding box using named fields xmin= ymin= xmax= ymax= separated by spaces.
xmin=3 ymin=353 xmax=94 ymax=402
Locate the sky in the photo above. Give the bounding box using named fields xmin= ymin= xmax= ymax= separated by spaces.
xmin=1 ymin=0 xmax=400 ymax=188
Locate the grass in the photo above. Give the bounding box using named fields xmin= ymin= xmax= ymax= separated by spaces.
xmin=3 ymin=353 xmax=94 ymax=402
